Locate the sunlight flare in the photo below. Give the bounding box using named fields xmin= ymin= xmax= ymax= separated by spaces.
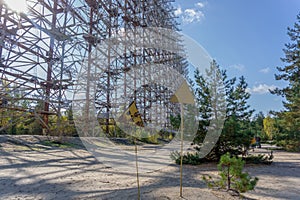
xmin=3 ymin=0 xmax=28 ymax=13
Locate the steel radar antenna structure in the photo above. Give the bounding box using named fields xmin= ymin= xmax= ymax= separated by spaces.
xmin=0 ymin=0 xmax=185 ymax=138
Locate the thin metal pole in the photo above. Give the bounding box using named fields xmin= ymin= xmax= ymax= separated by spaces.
xmin=135 ymin=138 xmax=141 ymax=200
xmin=180 ymin=103 xmax=184 ymax=197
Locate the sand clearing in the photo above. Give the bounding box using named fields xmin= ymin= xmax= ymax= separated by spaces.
xmin=0 ymin=136 xmax=299 ymax=200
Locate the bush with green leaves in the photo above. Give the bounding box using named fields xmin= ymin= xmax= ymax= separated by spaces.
xmin=243 ymin=152 xmax=273 ymax=165
xmin=170 ymin=151 xmax=203 ymax=165
xmin=276 ymin=140 xmax=300 ymax=152
xmin=203 ymin=152 xmax=258 ymax=194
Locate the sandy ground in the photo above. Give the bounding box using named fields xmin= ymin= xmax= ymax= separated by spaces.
xmin=0 ymin=135 xmax=299 ymax=200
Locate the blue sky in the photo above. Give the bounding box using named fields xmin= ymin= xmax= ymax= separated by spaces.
xmin=174 ymin=0 xmax=300 ymax=115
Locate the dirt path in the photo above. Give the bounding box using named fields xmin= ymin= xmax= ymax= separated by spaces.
xmin=0 ymin=136 xmax=299 ymax=200
xmin=243 ymin=148 xmax=300 ymax=200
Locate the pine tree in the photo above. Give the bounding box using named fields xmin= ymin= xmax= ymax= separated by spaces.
xmin=216 ymin=75 xmax=254 ymax=157
xmin=271 ymin=13 xmax=300 ymax=144
xmin=203 ymin=152 xmax=259 ymax=194
xmin=228 ymin=76 xmax=254 ymax=149
xmin=193 ymin=60 xmax=254 ymax=160
xmin=251 ymin=112 xmax=265 ymax=140
xmin=228 ymin=76 xmax=254 ymax=120
xmin=193 ymin=68 xmax=212 ymax=144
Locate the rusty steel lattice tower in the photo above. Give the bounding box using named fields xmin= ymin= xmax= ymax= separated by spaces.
xmin=0 ymin=0 xmax=187 ymax=136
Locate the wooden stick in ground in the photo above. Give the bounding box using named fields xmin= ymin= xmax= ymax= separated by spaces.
xmin=169 ymin=82 xmax=194 ymax=197
xmin=134 ymin=138 xmax=141 ymax=200
xmin=180 ymin=103 xmax=184 ymax=197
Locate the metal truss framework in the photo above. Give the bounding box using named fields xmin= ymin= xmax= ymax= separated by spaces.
xmin=0 ymin=0 xmax=187 ymax=135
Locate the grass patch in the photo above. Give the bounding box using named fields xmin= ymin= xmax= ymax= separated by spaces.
xmin=41 ymin=140 xmax=76 ymax=148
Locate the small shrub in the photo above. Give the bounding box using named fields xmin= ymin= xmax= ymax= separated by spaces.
xmin=276 ymin=140 xmax=300 ymax=152
xmin=243 ymin=152 xmax=273 ymax=165
xmin=171 ymin=147 xmax=246 ymax=165
xmin=170 ymin=151 xmax=203 ymax=165
xmin=203 ymin=152 xmax=258 ymax=195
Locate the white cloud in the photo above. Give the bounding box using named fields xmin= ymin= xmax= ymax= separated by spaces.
xmin=230 ymin=64 xmax=245 ymax=71
xmin=183 ymin=9 xmax=204 ymax=24
xmin=259 ymin=67 xmax=270 ymax=74
xmin=245 ymin=88 xmax=251 ymax=94
xmin=174 ymin=6 xmax=182 ymax=16
xmin=175 ymin=2 xmax=206 ymax=24
xmin=195 ymin=2 xmax=205 ymax=8
xmin=247 ymin=84 xmax=277 ymax=94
